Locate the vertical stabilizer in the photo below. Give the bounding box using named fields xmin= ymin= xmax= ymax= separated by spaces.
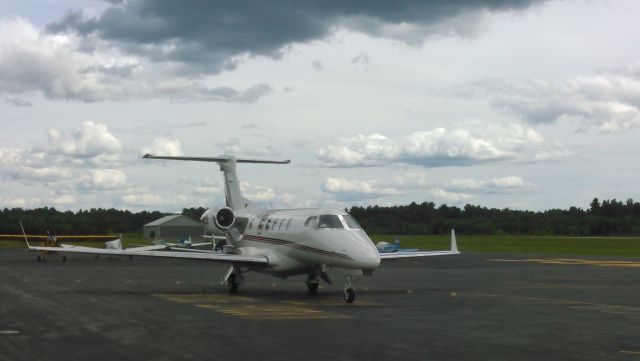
xmin=450 ymin=229 xmax=459 ymax=253
xmin=219 ymin=156 xmax=251 ymax=210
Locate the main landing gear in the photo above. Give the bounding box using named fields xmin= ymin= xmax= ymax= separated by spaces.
xmin=344 ymin=275 xmax=355 ymax=303
xmin=223 ymin=265 xmax=243 ymax=294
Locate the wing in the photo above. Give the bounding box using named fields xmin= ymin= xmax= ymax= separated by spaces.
xmin=26 ymin=244 xmax=268 ymax=264
xmin=380 ymin=230 xmax=460 ymax=260
xmin=20 ymin=222 xmax=267 ymax=265
xmin=380 ymin=250 xmax=460 ymax=259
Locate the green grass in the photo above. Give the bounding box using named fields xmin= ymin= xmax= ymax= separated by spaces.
xmin=371 ymin=234 xmax=640 ymax=257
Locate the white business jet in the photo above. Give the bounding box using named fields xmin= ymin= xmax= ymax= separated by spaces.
xmin=23 ymin=155 xmax=460 ymax=302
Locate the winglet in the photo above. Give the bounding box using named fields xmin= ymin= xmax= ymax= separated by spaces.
xmin=19 ymin=221 xmax=33 ymax=249
xmin=450 ymin=229 xmax=459 ymax=253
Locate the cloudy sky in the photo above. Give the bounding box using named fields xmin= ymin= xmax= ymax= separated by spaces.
xmin=1 ymin=0 xmax=639 ymax=212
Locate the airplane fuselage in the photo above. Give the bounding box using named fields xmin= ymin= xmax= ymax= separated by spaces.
xmin=206 ymin=207 xmax=381 ymax=276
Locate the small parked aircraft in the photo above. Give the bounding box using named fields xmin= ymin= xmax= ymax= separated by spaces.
xmin=23 ymin=154 xmax=460 ymax=302
xmin=376 ymin=235 xmax=420 ymax=253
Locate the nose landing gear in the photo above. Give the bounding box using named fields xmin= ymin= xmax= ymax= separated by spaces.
xmin=344 ymin=275 xmax=355 ymax=303
xmin=305 ymin=273 xmax=319 ymax=295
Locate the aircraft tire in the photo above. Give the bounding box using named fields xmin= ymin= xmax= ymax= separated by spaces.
xmin=36 ymin=255 xmax=41 ymax=262
xmin=344 ymin=287 xmax=355 ymax=303
xmin=62 ymin=255 xmax=67 ymax=262
xmin=227 ymin=274 xmax=239 ymax=294
xmin=306 ymin=282 xmax=319 ymax=295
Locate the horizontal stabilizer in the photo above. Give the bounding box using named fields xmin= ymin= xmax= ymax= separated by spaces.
xmin=143 ymin=154 xmax=290 ymax=164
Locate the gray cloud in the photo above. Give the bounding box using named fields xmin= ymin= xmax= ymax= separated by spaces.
xmin=0 ymin=18 xmax=273 ymax=103
xmin=47 ymin=0 xmax=548 ymax=74
xmin=490 ymin=65 xmax=640 ymax=132
xmin=4 ymin=97 xmax=32 ymax=107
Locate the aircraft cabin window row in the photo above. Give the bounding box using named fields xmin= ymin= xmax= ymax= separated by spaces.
xmin=245 ymin=215 xmax=360 ymax=233
xmin=248 ymin=217 xmax=294 ymax=232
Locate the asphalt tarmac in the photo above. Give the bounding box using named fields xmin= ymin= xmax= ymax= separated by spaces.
xmin=1 ymin=249 xmax=639 ymax=361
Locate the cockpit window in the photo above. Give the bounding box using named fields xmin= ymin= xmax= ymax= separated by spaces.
xmin=304 ymin=216 xmax=318 ymax=228
xmin=317 ymin=215 xmax=344 ymax=229
xmin=342 ymin=215 xmax=362 ymax=229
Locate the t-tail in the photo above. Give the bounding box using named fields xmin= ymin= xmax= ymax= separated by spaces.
xmin=142 ymin=154 xmax=290 ymax=210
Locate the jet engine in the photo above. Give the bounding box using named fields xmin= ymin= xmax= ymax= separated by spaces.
xmin=200 ymin=206 xmax=236 ymax=233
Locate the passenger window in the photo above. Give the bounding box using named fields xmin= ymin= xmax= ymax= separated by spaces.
xmin=304 ymin=216 xmax=318 ymax=228
xmin=266 ymin=218 xmax=272 ymax=231
xmin=286 ymin=219 xmax=292 ymax=231
xmin=248 ymin=219 xmax=253 ymax=230
xmin=317 ymin=215 xmax=344 ymax=229
xmin=278 ymin=219 xmax=285 ymax=230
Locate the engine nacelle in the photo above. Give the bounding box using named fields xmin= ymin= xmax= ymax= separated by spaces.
xmin=200 ymin=206 xmax=235 ymax=234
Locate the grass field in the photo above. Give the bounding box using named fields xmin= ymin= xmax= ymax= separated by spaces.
xmin=370 ymin=234 xmax=640 ymax=257
xmin=2 ymin=233 xmax=640 ymax=257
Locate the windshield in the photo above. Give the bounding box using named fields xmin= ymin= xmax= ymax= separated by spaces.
xmin=317 ymin=215 xmax=344 ymax=229
xmin=342 ymin=215 xmax=362 ymax=229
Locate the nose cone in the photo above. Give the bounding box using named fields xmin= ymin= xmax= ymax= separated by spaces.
xmin=356 ymin=246 xmax=381 ymax=269
xmin=348 ymin=231 xmax=381 ymax=269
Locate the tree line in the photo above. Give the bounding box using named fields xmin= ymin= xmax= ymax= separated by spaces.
xmin=347 ymin=198 xmax=640 ymax=236
xmin=1 ymin=198 xmax=640 ymax=236
xmin=0 ymin=207 xmax=165 ymax=235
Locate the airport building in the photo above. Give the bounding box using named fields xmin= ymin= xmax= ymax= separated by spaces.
xmin=143 ymin=215 xmax=204 ymax=242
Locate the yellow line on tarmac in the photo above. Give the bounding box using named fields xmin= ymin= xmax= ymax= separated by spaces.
xmin=621 ymin=350 xmax=640 ymax=356
xmin=490 ymin=258 xmax=640 ymax=268
xmin=468 ymin=292 xmax=640 ymax=317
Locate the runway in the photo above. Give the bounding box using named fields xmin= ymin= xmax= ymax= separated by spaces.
xmin=1 ymin=249 xmax=639 ymax=361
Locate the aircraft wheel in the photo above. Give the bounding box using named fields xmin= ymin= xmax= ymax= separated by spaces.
xmin=227 ymin=274 xmax=239 ymax=294
xmin=36 ymin=255 xmax=41 ymax=262
xmin=306 ymin=282 xmax=319 ymax=295
xmin=344 ymin=287 xmax=355 ymax=303
xmin=62 ymin=255 xmax=67 ymax=262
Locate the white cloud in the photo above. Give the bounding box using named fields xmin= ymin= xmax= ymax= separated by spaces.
xmin=193 ymin=180 xmax=223 ymax=195
xmin=0 ymin=196 xmax=41 ymax=208
xmin=317 ymin=125 xmax=564 ymax=168
xmin=78 ymin=169 xmax=127 ymax=190
xmin=445 ymin=176 xmax=529 ymax=193
xmin=47 ymin=121 xmax=122 ymax=158
xmin=142 ymin=137 xmax=183 ymax=156
xmin=240 ymin=182 xmax=276 ymax=202
xmin=0 ymin=147 xmax=73 ymax=182
xmin=429 ymin=188 xmax=474 ymax=202
xmin=51 ymin=194 xmax=76 ymax=205
xmin=488 ymin=176 xmax=526 ymax=189
xmin=121 ymin=193 xmax=164 ymax=206
xmin=321 ymin=177 xmax=401 ymax=201
xmin=121 ymin=191 xmax=187 ymax=207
